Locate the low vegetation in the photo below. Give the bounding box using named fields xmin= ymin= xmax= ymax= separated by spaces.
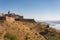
xmin=52 ymin=35 xmax=59 ymax=40
xmin=0 ymin=21 xmax=59 ymax=40
xmin=4 ymin=32 xmax=18 ymax=40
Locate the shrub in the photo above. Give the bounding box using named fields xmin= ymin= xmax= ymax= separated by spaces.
xmin=30 ymin=28 xmax=32 ymax=30
xmin=25 ymin=36 xmax=30 ymax=40
xmin=46 ymin=24 xmax=49 ymax=28
xmin=52 ymin=35 xmax=59 ymax=40
xmin=35 ymin=33 xmax=38 ymax=35
xmin=4 ymin=32 xmax=18 ymax=40
xmin=45 ymin=29 xmax=49 ymax=33
xmin=39 ymin=29 xmax=50 ymax=35
xmin=37 ymin=23 xmax=41 ymax=26
xmin=51 ymin=33 xmax=55 ymax=36
xmin=39 ymin=32 xmax=47 ymax=35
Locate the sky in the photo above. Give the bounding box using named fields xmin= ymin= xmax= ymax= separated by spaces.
xmin=0 ymin=0 xmax=60 ymax=21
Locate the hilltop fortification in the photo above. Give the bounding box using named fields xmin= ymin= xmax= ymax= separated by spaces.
xmin=0 ymin=11 xmax=35 ymax=22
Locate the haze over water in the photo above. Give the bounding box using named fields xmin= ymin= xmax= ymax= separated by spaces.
xmin=38 ymin=20 xmax=60 ymax=30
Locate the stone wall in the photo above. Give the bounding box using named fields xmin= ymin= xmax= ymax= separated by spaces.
xmin=19 ymin=19 xmax=35 ymax=22
xmin=6 ymin=16 xmax=15 ymax=22
xmin=0 ymin=13 xmax=4 ymax=16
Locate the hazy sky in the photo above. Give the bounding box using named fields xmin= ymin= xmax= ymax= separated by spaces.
xmin=0 ymin=0 xmax=60 ymax=21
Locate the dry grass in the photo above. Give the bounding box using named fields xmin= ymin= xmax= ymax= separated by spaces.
xmin=0 ymin=21 xmax=59 ymax=40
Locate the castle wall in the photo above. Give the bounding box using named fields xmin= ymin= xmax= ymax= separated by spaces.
xmin=0 ymin=16 xmax=6 ymax=21
xmin=19 ymin=19 xmax=35 ymax=22
xmin=15 ymin=15 xmax=23 ymax=19
xmin=0 ymin=13 xmax=4 ymax=16
xmin=6 ymin=16 xmax=15 ymax=22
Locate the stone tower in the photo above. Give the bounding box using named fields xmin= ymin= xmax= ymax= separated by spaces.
xmin=8 ymin=11 xmax=10 ymax=14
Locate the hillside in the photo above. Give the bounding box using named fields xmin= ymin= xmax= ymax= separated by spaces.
xmin=0 ymin=21 xmax=46 ymax=40
xmin=0 ymin=21 xmax=60 ymax=40
xmin=0 ymin=13 xmax=60 ymax=40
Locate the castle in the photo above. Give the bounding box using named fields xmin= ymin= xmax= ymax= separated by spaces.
xmin=0 ymin=11 xmax=35 ymax=22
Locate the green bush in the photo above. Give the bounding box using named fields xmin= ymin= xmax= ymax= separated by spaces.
xmin=52 ymin=35 xmax=59 ymax=40
xmin=4 ymin=32 xmax=18 ymax=40
xmin=45 ymin=29 xmax=49 ymax=33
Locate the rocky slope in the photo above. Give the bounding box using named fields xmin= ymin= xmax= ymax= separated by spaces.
xmin=0 ymin=21 xmax=60 ymax=40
